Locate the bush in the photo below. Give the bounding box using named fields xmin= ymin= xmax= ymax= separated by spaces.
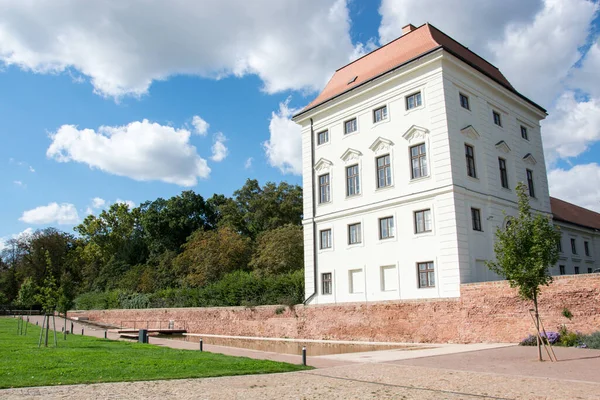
xmin=558 ymin=325 xmax=584 ymax=347
xmin=580 ymin=332 xmax=600 ymax=349
xmin=520 ymin=331 xmax=560 ymax=346
xmin=520 ymin=334 xmax=538 ymax=346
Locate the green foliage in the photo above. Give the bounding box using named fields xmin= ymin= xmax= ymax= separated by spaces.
xmin=35 ymin=272 xmax=60 ymax=313
xmin=487 ymin=182 xmax=561 ymax=301
xmin=250 ymin=224 xmax=303 ymax=275
xmin=0 ymin=291 xmax=7 ymax=305
xmin=16 ymin=277 xmax=37 ymax=308
xmin=0 ymin=318 xmax=310 ymax=389
xmin=581 ymin=332 xmax=600 ymax=349
xmin=558 ymin=325 xmax=584 ymax=347
xmin=274 ymin=306 xmax=286 ymax=315
xmin=561 ymin=307 xmax=573 ymax=320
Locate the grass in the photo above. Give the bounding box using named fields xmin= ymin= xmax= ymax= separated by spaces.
xmin=0 ymin=317 xmax=311 ymax=389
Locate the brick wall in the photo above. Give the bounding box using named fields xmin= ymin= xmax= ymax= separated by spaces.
xmin=80 ymin=274 xmax=600 ymax=343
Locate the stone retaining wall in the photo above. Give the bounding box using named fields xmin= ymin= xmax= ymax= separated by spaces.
xmin=79 ymin=274 xmax=600 ymax=343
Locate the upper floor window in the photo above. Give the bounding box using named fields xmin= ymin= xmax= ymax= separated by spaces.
xmin=376 ymin=154 xmax=392 ymax=188
xmin=348 ymin=223 xmax=362 ymax=245
xmin=410 ymin=143 xmax=428 ymax=179
xmin=526 ymin=169 xmax=535 ymax=197
xmin=417 ymin=262 xmax=435 ymax=288
xmin=571 ymin=238 xmax=577 ymax=254
xmin=471 ymin=208 xmax=482 ymax=231
xmin=493 ymin=111 xmax=502 ymax=127
xmin=459 ymin=93 xmax=470 ymax=110
xmin=465 ymin=144 xmax=477 ymax=178
xmin=557 ymin=235 xmax=563 ymax=253
xmin=318 ymin=173 xmax=330 ymax=204
xmin=373 ymin=106 xmax=388 ymax=123
xmin=379 ymin=216 xmax=395 ymax=240
xmin=320 ymin=229 xmax=332 ymax=250
xmin=499 ymin=158 xmax=509 ymax=189
xmin=406 ymin=92 xmax=422 ymax=110
xmin=414 ymin=209 xmax=432 ymax=234
xmin=321 ymin=272 xmax=332 ymax=295
xmin=584 ymin=241 xmax=590 ymax=257
xmin=317 ymin=130 xmax=329 ymax=145
xmin=520 ymin=125 xmax=529 ymax=140
xmin=344 ymin=118 xmax=357 ymax=135
xmin=346 ymin=164 xmax=360 ymax=196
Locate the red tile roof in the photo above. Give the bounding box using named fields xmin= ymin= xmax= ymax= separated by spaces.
xmin=295 ymin=23 xmax=544 ymax=118
xmin=550 ymin=197 xmax=600 ymax=231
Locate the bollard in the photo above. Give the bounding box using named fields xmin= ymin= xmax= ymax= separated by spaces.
xmin=199 ymin=338 xmax=203 ymax=352
xmin=302 ymin=346 xmax=307 ymax=366
xmin=81 ymin=328 xmax=84 ymax=335
xmin=104 ymin=330 xmax=107 ymax=339
xmin=71 ymin=322 xmax=74 ymax=333
xmin=36 ymin=321 xmax=38 ymax=326
xmin=139 ymin=329 xmax=148 ymax=344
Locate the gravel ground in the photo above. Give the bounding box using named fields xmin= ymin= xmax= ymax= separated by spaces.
xmin=2 ymin=362 xmax=599 ymax=400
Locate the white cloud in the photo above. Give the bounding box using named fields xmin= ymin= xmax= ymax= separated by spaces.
xmin=19 ymin=203 xmax=79 ymax=225
xmin=29 ymin=166 xmax=35 ymax=173
xmin=115 ymin=199 xmax=136 ymax=209
xmin=13 ymin=180 xmax=24 ymax=187
xmin=91 ymin=197 xmax=106 ymax=209
xmin=263 ymin=99 xmax=302 ymax=175
xmin=572 ymin=40 xmax=600 ymax=98
xmin=0 ymin=228 xmax=33 ymax=252
xmin=244 ymin=157 xmax=253 ymax=169
xmin=46 ymin=119 xmax=210 ymax=187
xmin=191 ymin=116 xmax=209 ymax=136
xmin=0 ymin=0 xmax=361 ymax=98
xmin=210 ymin=132 xmax=228 ymax=162
xmin=548 ymin=163 xmax=600 ymax=212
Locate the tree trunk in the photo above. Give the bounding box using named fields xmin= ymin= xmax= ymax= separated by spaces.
xmin=533 ymin=290 xmax=542 ymax=361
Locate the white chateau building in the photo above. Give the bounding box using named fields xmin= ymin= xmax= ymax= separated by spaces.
xmin=292 ymin=23 xmax=600 ymax=305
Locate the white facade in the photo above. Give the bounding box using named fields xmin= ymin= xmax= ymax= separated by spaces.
xmin=294 ymin=47 xmax=598 ymax=305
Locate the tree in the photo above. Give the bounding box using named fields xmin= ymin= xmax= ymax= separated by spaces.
xmin=249 ymin=224 xmax=304 ymax=275
xmin=487 ymin=182 xmax=561 ymax=361
xmin=16 ymin=277 xmax=37 ymax=312
xmin=174 ymin=226 xmax=252 ymax=287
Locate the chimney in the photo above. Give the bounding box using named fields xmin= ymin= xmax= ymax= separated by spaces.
xmin=402 ymin=24 xmax=416 ymax=35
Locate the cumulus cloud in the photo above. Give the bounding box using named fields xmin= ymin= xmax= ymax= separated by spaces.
xmin=210 ymin=132 xmax=228 ymax=162
xmin=264 ymin=99 xmax=302 ymax=175
xmin=19 ymin=203 xmax=79 ymax=225
xmin=571 ymin=40 xmax=600 ymax=98
xmin=548 ymin=164 xmax=600 ymax=212
xmin=13 ymin=180 xmax=24 ymax=188
xmin=0 ymin=0 xmax=361 ymax=98
xmin=191 ymin=116 xmax=209 ymax=136
xmin=0 ymin=228 xmax=33 ymax=252
xmin=46 ymin=119 xmax=210 ymax=187
xmin=115 ymin=199 xmax=136 ymax=209
xmin=91 ymin=197 xmax=106 ymax=209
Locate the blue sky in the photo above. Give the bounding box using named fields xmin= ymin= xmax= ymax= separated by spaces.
xmin=1 ymin=0 xmax=599 ymax=245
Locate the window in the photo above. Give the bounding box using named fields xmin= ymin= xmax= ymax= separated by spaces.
xmin=588 ymin=267 xmax=593 ymax=274
xmin=344 ymin=118 xmax=357 ymax=134
xmin=498 ymin=158 xmax=509 ymax=189
xmin=459 ymin=93 xmax=470 ymax=110
xmin=373 ymin=106 xmax=388 ymax=123
xmin=417 ymin=262 xmax=435 ymax=288
xmin=571 ymin=238 xmax=577 ymax=254
xmin=584 ymin=241 xmax=590 ymax=256
xmin=376 ymin=155 xmax=392 ymax=188
xmin=575 ymin=266 xmax=580 ymax=275
xmin=321 ymin=273 xmax=332 ymax=295
xmin=526 ymin=169 xmax=535 ymax=197
xmin=318 ymin=174 xmax=330 ymax=204
xmin=559 ymin=265 xmax=565 ymax=275
xmin=346 ymin=164 xmax=360 ymax=196
xmin=557 ymin=236 xmax=563 ymax=253
xmin=381 ymin=266 xmax=398 ymax=292
xmin=493 ymin=111 xmax=502 ymax=127
xmin=465 ymin=144 xmax=477 ymax=178
xmin=349 ymin=269 xmax=364 ymax=294
xmin=406 ymin=92 xmax=422 ymax=110
xmin=414 ymin=209 xmax=432 ymax=234
xmin=379 ymin=216 xmax=394 ymax=240
xmin=348 ymin=223 xmax=362 ymax=245
xmin=320 ymin=229 xmax=332 ymax=250
xmin=471 ymin=208 xmax=482 ymax=231
xmin=410 ymin=143 xmax=428 ymax=179
xmin=317 ymin=130 xmax=329 ymax=145
xmin=520 ymin=125 xmax=529 ymax=140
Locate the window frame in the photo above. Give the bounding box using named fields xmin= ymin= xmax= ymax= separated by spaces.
xmin=459 ymin=93 xmax=470 ymax=110
xmin=588 ymin=267 xmax=593 ymax=274
xmin=571 ymin=238 xmax=577 ymax=255
xmin=348 ymin=223 xmax=362 ymax=245
xmin=498 ymin=157 xmax=509 ymax=189
xmin=584 ymin=241 xmax=590 ymax=257
xmin=348 ymin=268 xmax=364 ymax=294
xmin=526 ymin=169 xmax=535 ymax=198
xmin=493 ymin=110 xmax=502 ymax=127
xmin=373 ymin=105 xmax=388 ymax=124
xmin=557 ymin=236 xmax=563 ymax=253
xmin=321 ymin=272 xmax=332 ymax=295
xmin=471 ymin=208 xmax=483 ymax=232
xmin=559 ymin=265 xmax=565 ymax=275
xmin=465 ymin=144 xmax=477 ymax=178
xmin=320 ymin=229 xmax=332 ymax=250
xmin=410 ymin=143 xmax=428 ymax=179
xmin=520 ymin=125 xmax=529 ymax=140
xmin=380 ymin=265 xmax=397 ymax=292
xmin=317 ymin=129 xmax=329 ymax=146
xmin=346 ymin=164 xmax=360 ymax=197
xmin=379 ymin=216 xmax=395 ymax=240
xmin=376 ymin=154 xmax=392 ymax=189
xmin=417 ymin=261 xmax=435 ymax=288
xmin=414 ymin=209 xmax=432 ymax=234
xmin=575 ymin=266 xmax=580 ymax=275
xmin=318 ymin=173 xmax=331 ymax=204
xmin=405 ymin=91 xmax=423 ymax=110
xmin=344 ymin=117 xmax=358 ymax=135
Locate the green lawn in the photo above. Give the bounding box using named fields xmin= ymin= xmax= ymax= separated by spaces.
xmin=0 ymin=317 xmax=310 ymax=389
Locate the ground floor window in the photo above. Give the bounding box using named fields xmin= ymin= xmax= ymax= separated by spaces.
xmin=559 ymin=265 xmax=565 ymax=275
xmin=321 ymin=273 xmax=332 ymax=295
xmin=380 ymin=265 xmax=398 ymax=292
xmin=349 ymin=269 xmax=364 ymax=294
xmin=417 ymin=262 xmax=435 ymax=288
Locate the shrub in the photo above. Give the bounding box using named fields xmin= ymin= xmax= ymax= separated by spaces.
xmin=519 ymin=334 xmax=538 ymax=346
xmin=561 ymin=307 xmax=573 ymax=320
xmin=580 ymin=331 xmax=600 ymax=349
xmin=541 ymin=331 xmax=560 ymax=345
xmin=275 ymin=306 xmax=286 ymax=315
